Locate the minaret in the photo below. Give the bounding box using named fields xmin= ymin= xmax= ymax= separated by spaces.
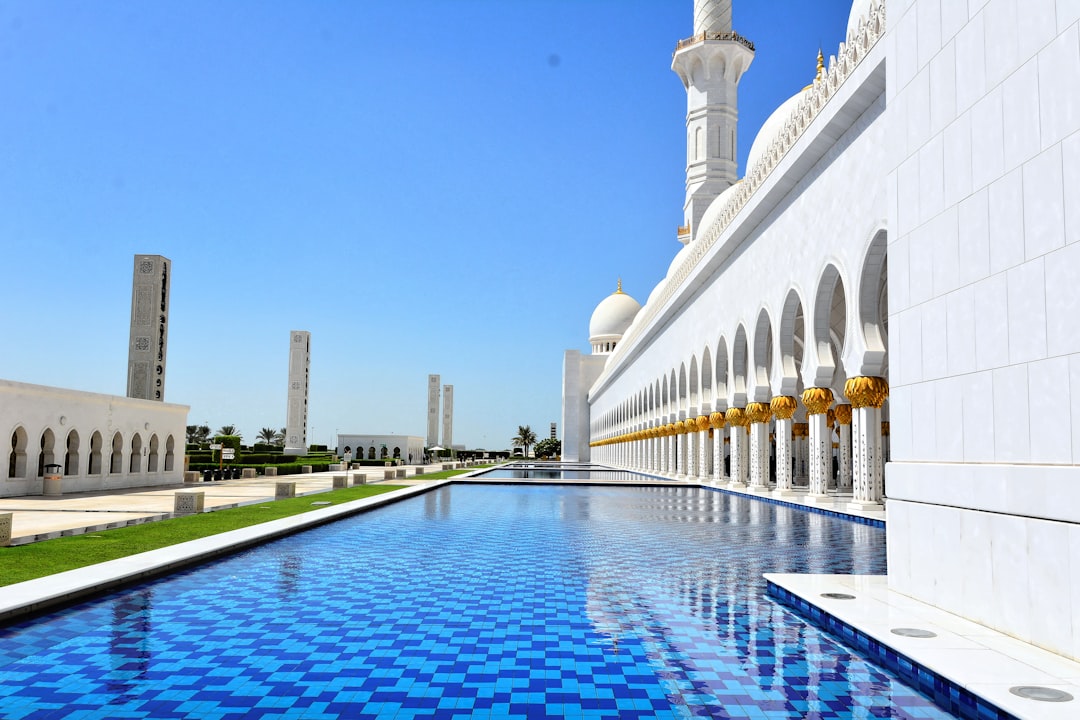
xmin=671 ymin=0 xmax=754 ymax=244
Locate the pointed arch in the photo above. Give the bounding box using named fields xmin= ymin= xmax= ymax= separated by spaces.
xmin=751 ymin=308 xmax=774 ymax=402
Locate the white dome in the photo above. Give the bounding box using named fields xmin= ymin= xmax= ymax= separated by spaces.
xmin=694 ymin=181 xmax=743 ymax=241
xmin=847 ymin=0 xmax=874 ymax=38
xmin=666 ymin=241 xmax=694 ymax=278
xmin=744 ymin=90 xmax=806 ymax=175
xmin=589 ymin=286 xmax=642 ymax=342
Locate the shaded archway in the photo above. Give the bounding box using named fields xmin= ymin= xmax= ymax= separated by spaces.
xmin=88 ymin=431 xmax=103 ymax=475
xmin=751 ymin=308 xmax=774 ymax=403
xmin=110 ymin=432 xmax=124 ymax=474
xmin=731 ymin=325 xmax=749 ymax=406
xmin=37 ymin=429 xmax=56 ymax=477
xmin=65 ymin=430 xmax=81 ymax=476
xmin=778 ymin=289 xmax=806 ymax=397
xmin=8 ymin=427 xmax=28 ymax=479
xmin=148 ymin=434 xmax=160 ymax=473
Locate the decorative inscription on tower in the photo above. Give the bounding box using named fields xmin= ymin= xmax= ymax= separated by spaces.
xmin=442 ymin=384 xmax=454 ymax=449
xmin=426 ymin=374 xmax=440 ymax=448
xmin=127 ymin=255 xmax=170 ymax=401
xmin=284 ymin=331 xmax=311 ymax=456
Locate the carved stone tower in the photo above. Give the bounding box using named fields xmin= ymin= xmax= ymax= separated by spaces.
xmin=671 ymin=0 xmax=754 ymax=243
xmin=127 ymin=255 xmax=170 ymax=401
xmin=284 ymin=330 xmax=310 ymax=456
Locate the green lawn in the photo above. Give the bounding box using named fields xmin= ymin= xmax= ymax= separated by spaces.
xmin=0 ymin=466 xmax=493 ymax=587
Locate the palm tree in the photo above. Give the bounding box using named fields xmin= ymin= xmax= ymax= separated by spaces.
xmin=257 ymin=427 xmax=278 ymax=444
xmin=513 ymin=425 xmax=538 ymax=458
xmin=217 ymin=425 xmax=241 ymax=439
xmin=275 ymin=427 xmax=286 ymax=446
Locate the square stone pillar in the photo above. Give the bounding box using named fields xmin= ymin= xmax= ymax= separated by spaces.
xmin=174 ymin=491 xmax=204 ymax=515
xmin=0 ymin=512 xmax=11 ymax=546
xmin=275 ymin=481 xmax=296 ymax=499
xmin=332 ymin=475 xmax=348 ymax=489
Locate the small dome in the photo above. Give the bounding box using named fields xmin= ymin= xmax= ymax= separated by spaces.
xmin=694 ymin=181 xmax=743 ymax=241
xmin=589 ymin=282 xmax=642 ymax=353
xmin=744 ymin=90 xmax=806 ymax=175
xmin=847 ymin=0 xmax=874 ymax=38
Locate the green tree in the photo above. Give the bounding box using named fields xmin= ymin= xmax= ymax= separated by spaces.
xmin=533 ymin=437 xmax=561 ymax=459
xmin=217 ymin=425 xmax=241 ymax=439
xmin=186 ymin=425 xmax=211 ymax=446
xmin=512 ymin=425 xmax=538 ymax=458
xmin=257 ymin=427 xmax=278 ymax=444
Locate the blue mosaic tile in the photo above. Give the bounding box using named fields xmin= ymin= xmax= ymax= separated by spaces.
xmin=1 ymin=485 xmax=960 ymax=718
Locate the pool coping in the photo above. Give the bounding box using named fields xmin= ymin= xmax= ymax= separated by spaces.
xmin=0 ymin=481 xmax=449 ymax=625
xmin=766 ymin=573 xmax=1080 ymax=720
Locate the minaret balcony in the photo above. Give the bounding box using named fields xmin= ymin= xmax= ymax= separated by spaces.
xmin=674 ymin=30 xmax=754 ymax=54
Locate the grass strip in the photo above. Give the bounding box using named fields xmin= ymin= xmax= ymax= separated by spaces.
xmin=0 ymin=484 xmax=406 ymax=586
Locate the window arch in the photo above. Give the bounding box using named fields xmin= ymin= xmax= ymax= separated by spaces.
xmin=88 ymin=431 xmax=103 ymax=475
xmin=8 ymin=427 xmax=28 ymax=479
xmin=110 ymin=432 xmax=124 ymax=473
xmin=164 ymin=435 xmax=176 ymax=472
xmin=129 ymin=433 xmax=143 ymax=473
xmin=37 ymin=429 xmax=56 ymax=477
xmin=65 ymin=430 xmax=80 ymax=476
xmin=148 ymin=434 xmax=159 ymax=473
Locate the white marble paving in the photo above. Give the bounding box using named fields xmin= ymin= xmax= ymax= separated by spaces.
xmin=766 ymin=573 xmax=1080 ymax=720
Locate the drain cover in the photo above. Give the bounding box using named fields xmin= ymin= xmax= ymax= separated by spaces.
xmin=890 ymin=628 xmax=937 ymax=638
xmin=1009 ymin=686 xmax=1074 ymax=702
xmin=820 ymin=592 xmax=856 ymax=600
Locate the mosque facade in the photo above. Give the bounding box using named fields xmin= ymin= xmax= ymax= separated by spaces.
xmin=562 ymin=0 xmax=1080 ymax=661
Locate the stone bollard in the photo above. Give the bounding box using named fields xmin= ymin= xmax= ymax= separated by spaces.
xmin=242 ymin=468 xmax=257 ymax=479
xmin=352 ymin=474 xmax=368 ymax=485
xmin=396 ymin=468 xmax=406 ymax=479
xmin=275 ymin=481 xmax=296 ymax=499
xmin=332 ymin=475 xmax=348 ymax=489
xmin=265 ymin=467 xmax=278 ymax=477
xmin=0 ymin=512 xmax=11 ymax=547
xmin=174 ymin=491 xmax=205 ymax=515
xmin=301 ymin=465 xmax=312 ymax=474
xmin=384 ymin=469 xmax=396 ymax=481
xmin=183 ymin=471 xmax=200 ymax=483
xmin=351 ymin=463 xmax=361 ymax=470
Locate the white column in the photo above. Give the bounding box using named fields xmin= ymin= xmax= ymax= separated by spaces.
xmin=727 ymin=408 xmax=747 ymax=488
xmin=836 ymin=404 xmax=853 ymax=492
xmin=746 ymin=403 xmax=772 ymax=492
xmin=802 ymin=388 xmax=834 ymax=504
xmin=770 ymin=397 xmax=797 ymax=496
xmin=712 ymin=421 xmax=724 ymax=483
xmin=685 ymin=425 xmax=697 ymax=479
xmin=699 ymin=428 xmax=710 ymax=480
xmin=676 ymin=425 xmax=687 ymax=478
xmin=793 ymin=424 xmax=809 ymax=486
xmin=845 ymin=377 xmax=889 ymax=511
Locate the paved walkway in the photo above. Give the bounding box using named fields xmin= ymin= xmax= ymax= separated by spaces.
xmin=0 ymin=466 xmax=440 ymax=545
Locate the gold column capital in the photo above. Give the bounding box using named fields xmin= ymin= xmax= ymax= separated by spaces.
xmin=881 ymin=421 xmax=890 ymax=436
xmin=844 ymin=376 xmax=889 ymax=409
xmin=709 ymin=411 xmax=726 ymax=428
xmin=834 ymin=403 xmax=852 ymax=425
xmin=770 ymin=395 xmax=798 ymax=420
xmin=725 ymin=407 xmax=747 ymax=427
xmin=696 ymin=415 xmax=710 ymax=431
xmin=801 ymin=387 xmax=834 ymax=415
xmin=745 ymin=402 xmax=773 ymax=424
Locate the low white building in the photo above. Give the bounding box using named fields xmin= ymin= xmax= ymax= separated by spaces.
xmin=1 ymin=379 xmax=188 ymax=497
xmin=336 ymin=434 xmax=425 ymax=464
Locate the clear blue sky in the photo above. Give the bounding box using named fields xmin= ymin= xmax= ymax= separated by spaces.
xmin=0 ymin=1 xmax=854 ymax=450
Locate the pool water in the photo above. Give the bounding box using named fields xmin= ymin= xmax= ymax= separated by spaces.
xmin=0 ymin=485 xmax=957 ymax=719
xmin=473 ymin=465 xmax=658 ymax=482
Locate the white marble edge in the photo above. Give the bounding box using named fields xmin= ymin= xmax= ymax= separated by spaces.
xmin=0 ymin=482 xmax=448 ymax=623
xmin=764 ymin=572 xmax=1080 ymax=719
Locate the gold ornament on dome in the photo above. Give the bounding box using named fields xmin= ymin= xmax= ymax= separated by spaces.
xmin=696 ymin=415 xmax=710 ymax=431
xmin=770 ymin=396 xmax=797 ymax=420
xmin=709 ymin=411 xmax=726 ymax=428
xmin=834 ymin=403 xmax=852 ymax=425
xmin=844 ymin=376 xmax=889 ymax=409
xmin=725 ymin=407 xmax=746 ymax=426
xmin=801 ymin=387 xmax=834 ymax=415
xmin=745 ymin=402 xmax=772 ymax=424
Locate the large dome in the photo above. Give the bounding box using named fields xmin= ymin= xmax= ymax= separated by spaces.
xmin=744 ymin=90 xmax=806 ymax=175
xmin=589 ymin=283 xmax=642 ymax=354
xmin=847 ymin=0 xmax=875 ymax=38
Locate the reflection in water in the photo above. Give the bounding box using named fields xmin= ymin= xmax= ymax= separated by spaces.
xmin=423 ymin=486 xmax=452 ymax=520
xmin=278 ymin=552 xmax=303 ymax=598
xmin=107 ymin=588 xmax=153 ymax=701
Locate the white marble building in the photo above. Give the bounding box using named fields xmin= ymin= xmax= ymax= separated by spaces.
xmin=1 ymin=379 xmax=187 ymax=497
xmin=336 ymin=434 xmax=425 ymax=465
xmin=562 ymin=0 xmax=1080 ymax=661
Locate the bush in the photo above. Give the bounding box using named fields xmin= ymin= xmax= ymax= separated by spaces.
xmin=308 ymin=444 xmax=328 ymax=453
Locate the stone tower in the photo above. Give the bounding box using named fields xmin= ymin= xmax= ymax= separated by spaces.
xmin=284 ymin=331 xmax=310 ymax=456
xmin=442 ymin=384 xmax=453 ymax=448
xmin=671 ymin=0 xmax=754 ymax=243
xmin=127 ymin=255 xmax=170 ymax=401
xmin=426 ymin=374 xmax=440 ymax=447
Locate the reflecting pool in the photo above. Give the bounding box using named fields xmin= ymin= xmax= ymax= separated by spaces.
xmin=0 ymin=485 xmax=957 ymax=719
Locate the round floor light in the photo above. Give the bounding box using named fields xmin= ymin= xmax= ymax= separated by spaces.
xmin=1008 ymin=686 xmax=1073 ymax=702
xmin=890 ymin=627 xmax=937 ymax=638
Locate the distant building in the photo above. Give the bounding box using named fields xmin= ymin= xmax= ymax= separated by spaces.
xmin=336 ymin=434 xmax=425 ymax=465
